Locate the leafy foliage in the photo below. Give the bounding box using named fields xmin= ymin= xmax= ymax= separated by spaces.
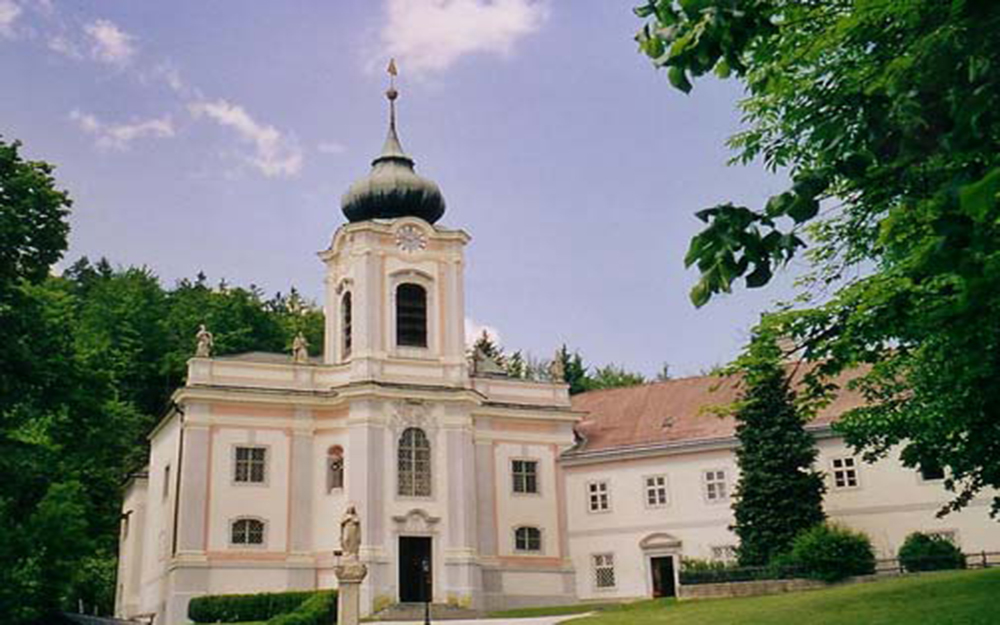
xmin=784 ymin=523 xmax=876 ymax=583
xmin=636 ymin=0 xmax=1000 ymax=515
xmin=730 ymin=332 xmax=826 ymax=566
xmin=898 ymin=532 xmax=966 ymax=572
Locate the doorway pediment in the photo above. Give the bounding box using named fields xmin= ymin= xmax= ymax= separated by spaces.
xmin=640 ymin=532 xmax=682 ymax=551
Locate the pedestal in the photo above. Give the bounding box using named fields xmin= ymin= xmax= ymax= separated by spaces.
xmin=334 ymin=560 xmax=368 ymax=625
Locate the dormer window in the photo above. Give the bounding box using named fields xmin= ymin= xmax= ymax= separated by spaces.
xmin=396 ymin=283 xmax=427 ymax=348
xmin=341 ymin=292 xmax=352 ymax=359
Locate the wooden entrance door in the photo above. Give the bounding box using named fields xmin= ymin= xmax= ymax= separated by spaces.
xmin=399 ymin=536 xmax=432 ymax=603
xmin=651 ymin=556 xmax=676 ymax=598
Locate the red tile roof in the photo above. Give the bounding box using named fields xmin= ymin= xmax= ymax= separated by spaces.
xmin=570 ymin=367 xmax=867 ymax=453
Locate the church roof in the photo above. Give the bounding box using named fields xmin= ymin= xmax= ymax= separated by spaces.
xmin=569 ymin=365 xmax=868 ymax=456
xmin=341 ymin=69 xmax=446 ymax=224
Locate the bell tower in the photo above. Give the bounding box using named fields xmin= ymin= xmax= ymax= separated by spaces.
xmin=319 ymin=66 xmax=469 ymax=385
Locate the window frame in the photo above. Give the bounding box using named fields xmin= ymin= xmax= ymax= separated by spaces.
xmin=229 ymin=516 xmax=267 ymax=549
xmin=710 ymin=545 xmax=738 ymax=563
xmin=327 ymin=445 xmax=345 ymax=493
xmin=643 ymin=474 xmax=670 ymax=509
xmin=513 ymin=526 xmax=543 ymax=553
xmin=586 ymin=479 xmax=611 ymax=514
xmin=232 ymin=445 xmax=269 ymax=487
xmin=830 ymin=456 xmax=861 ymax=490
xmin=397 ymin=427 xmax=433 ymax=498
xmin=511 ymin=458 xmax=541 ymax=495
xmin=341 ymin=291 xmax=352 ymax=360
xmin=592 ymin=552 xmax=617 ymax=590
xmin=702 ymin=468 xmax=729 ymax=504
xmin=918 ymin=461 xmax=945 ymax=483
xmin=395 ymin=282 xmax=429 ymax=349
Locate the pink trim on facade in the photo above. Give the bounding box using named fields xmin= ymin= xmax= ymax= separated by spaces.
xmin=203 ymin=426 xmax=216 ymax=550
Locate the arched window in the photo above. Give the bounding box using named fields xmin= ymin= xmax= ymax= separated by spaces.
xmin=231 ymin=518 xmax=265 ymax=546
xmin=514 ymin=526 xmax=542 ymax=552
xmin=341 ymin=292 xmax=352 ymax=359
xmin=327 ymin=445 xmax=344 ymax=492
xmin=397 ymin=427 xmax=431 ymax=497
xmin=396 ymin=283 xmax=427 ymax=348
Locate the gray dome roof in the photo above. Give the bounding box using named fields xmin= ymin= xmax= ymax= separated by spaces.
xmin=341 ymin=92 xmax=445 ymax=224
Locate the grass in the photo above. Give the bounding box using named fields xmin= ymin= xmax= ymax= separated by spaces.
xmin=486 ymin=602 xmax=618 ymax=618
xmin=562 ymin=569 xmax=1000 ymax=625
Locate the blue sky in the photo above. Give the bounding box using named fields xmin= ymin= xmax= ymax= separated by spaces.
xmin=1 ymin=0 xmax=798 ymax=377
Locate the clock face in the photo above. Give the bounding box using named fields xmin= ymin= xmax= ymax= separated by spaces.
xmin=395 ymin=224 xmax=427 ymax=252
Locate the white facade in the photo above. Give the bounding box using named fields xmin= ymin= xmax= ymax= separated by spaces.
xmin=562 ymin=431 xmax=998 ymax=602
xmin=115 ymin=101 xmax=1000 ymax=624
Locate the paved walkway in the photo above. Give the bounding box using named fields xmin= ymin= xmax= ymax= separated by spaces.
xmin=376 ymin=615 xmax=592 ymax=625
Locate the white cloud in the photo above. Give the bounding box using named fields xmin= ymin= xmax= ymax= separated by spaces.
xmin=465 ymin=317 xmax=501 ymax=347
xmin=84 ymin=18 xmax=135 ymax=66
xmin=0 ymin=0 xmax=22 ymax=38
xmin=188 ymin=99 xmax=303 ymax=178
xmin=380 ymin=0 xmax=548 ymax=76
xmin=48 ymin=34 xmax=82 ymax=59
xmin=317 ymin=141 xmax=347 ymax=155
xmin=70 ymin=110 xmax=174 ymax=150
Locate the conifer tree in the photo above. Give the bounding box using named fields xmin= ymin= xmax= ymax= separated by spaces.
xmin=731 ymin=331 xmax=825 ymax=566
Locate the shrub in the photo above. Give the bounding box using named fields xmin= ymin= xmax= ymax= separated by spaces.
xmin=785 ymin=523 xmax=876 ymax=582
xmin=678 ymin=557 xmax=804 ymax=584
xmin=898 ymin=532 xmax=966 ymax=572
xmin=188 ymin=590 xmax=323 ymax=623
xmin=267 ymin=591 xmax=337 ymax=625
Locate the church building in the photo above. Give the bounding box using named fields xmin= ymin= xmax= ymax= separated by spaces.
xmin=114 ymin=84 xmax=1000 ymax=624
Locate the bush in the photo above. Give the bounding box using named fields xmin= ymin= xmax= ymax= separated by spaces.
xmin=267 ymin=591 xmax=337 ymax=625
xmin=785 ymin=523 xmax=876 ymax=582
xmin=898 ymin=532 xmax=966 ymax=572
xmin=188 ymin=590 xmax=323 ymax=623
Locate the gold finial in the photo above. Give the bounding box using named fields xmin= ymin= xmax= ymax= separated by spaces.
xmin=386 ymin=58 xmax=399 ymax=101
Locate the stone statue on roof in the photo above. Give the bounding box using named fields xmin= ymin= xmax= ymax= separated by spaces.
xmin=472 ymin=346 xmax=505 ymax=376
xmin=292 ymin=332 xmax=310 ymax=364
xmin=195 ymin=324 xmax=214 ymax=358
xmin=549 ymin=349 xmax=565 ymax=383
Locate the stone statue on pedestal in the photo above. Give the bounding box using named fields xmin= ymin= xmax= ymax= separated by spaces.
xmin=195 ymin=324 xmax=214 ymax=358
xmin=292 ymin=332 xmax=310 ymax=364
xmin=340 ymin=504 xmax=361 ymax=560
xmin=335 ymin=504 xmax=367 ymax=625
xmin=549 ymin=349 xmax=565 ymax=383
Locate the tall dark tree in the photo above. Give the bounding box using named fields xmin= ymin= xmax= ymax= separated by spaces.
xmin=730 ymin=330 xmax=826 ymax=566
xmin=635 ymin=0 xmax=1000 ymax=515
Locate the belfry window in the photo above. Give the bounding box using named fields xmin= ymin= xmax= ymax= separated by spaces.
xmin=327 ymin=446 xmax=345 ymax=492
xmin=341 ymin=292 xmax=352 ymax=359
xmin=396 ymin=283 xmax=427 ymax=348
xmin=398 ymin=427 xmax=431 ymax=497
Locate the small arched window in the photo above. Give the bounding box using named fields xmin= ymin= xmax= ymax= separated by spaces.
xmin=327 ymin=445 xmax=345 ymax=492
xmin=398 ymin=427 xmax=431 ymax=497
xmin=515 ymin=526 xmax=542 ymax=552
xmin=396 ymin=283 xmax=427 ymax=348
xmin=231 ymin=518 xmax=265 ymax=546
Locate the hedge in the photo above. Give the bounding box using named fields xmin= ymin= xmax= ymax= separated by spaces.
xmin=266 ymin=591 xmax=337 ymax=625
xmin=898 ymin=532 xmax=966 ymax=572
xmin=188 ymin=589 xmax=334 ymax=623
xmin=784 ymin=523 xmax=876 ymax=582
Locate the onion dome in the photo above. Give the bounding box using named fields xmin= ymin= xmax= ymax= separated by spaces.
xmin=341 ymin=71 xmax=446 ymax=224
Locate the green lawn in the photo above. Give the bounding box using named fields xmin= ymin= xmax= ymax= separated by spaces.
xmin=564 ymin=569 xmax=1000 ymax=625
xmin=486 ymin=602 xmax=618 ymax=619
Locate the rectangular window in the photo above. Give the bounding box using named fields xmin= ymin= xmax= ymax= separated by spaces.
xmin=587 ymin=480 xmax=610 ymax=513
xmin=703 ymin=469 xmax=728 ymax=502
xmin=512 ymin=460 xmax=539 ymax=494
xmin=927 ymin=530 xmax=958 ymax=545
xmin=711 ymin=545 xmax=737 ymax=563
xmin=235 ymin=446 xmax=267 ymax=484
xmin=515 ymin=527 xmax=542 ymax=552
xmin=645 ymin=475 xmax=669 ymax=507
xmin=831 ymin=457 xmax=859 ymax=489
xmin=593 ymin=553 xmax=616 ymax=589
xmin=920 ymin=462 xmax=945 ymax=481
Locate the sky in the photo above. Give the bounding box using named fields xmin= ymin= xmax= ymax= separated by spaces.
xmin=1 ymin=0 xmax=800 ymax=378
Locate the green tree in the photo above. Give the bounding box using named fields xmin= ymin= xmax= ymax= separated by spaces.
xmin=555 ymin=345 xmax=589 ymax=395
xmin=729 ymin=330 xmax=826 ymax=566
xmin=635 ymin=0 xmax=1000 ymax=515
xmin=587 ymin=363 xmax=647 ymax=390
